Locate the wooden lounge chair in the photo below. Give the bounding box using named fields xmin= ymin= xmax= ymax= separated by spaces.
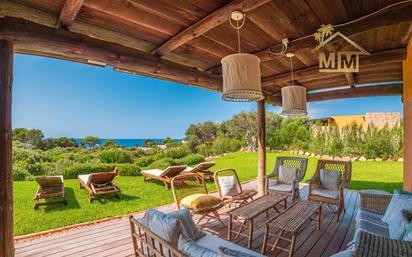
xmin=214 ymin=168 xmax=257 ymax=209
xmin=183 ymin=161 xmax=215 ymax=181
xmin=172 ymin=173 xmax=225 ymax=226
xmin=307 ymin=160 xmax=352 ymax=222
xmin=78 ymin=167 xmax=120 ymax=202
xmin=34 ymin=175 xmax=67 ymax=209
xmin=141 ymin=165 xmax=187 ymax=189
xmin=267 ymin=156 xmax=308 ymax=202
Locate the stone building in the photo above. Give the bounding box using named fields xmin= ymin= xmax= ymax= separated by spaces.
xmin=312 ymin=112 xmax=401 ymax=129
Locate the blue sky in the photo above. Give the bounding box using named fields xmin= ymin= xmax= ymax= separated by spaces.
xmin=13 ymin=54 xmax=403 ymax=138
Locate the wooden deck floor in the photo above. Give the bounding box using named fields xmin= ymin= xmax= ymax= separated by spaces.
xmin=15 ymin=182 xmax=358 ymax=257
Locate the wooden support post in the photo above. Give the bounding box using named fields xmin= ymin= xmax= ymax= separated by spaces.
xmin=404 ymin=40 xmax=412 ymax=192
xmin=0 ymin=40 xmax=14 ymax=256
xmin=257 ymin=100 xmax=266 ymax=196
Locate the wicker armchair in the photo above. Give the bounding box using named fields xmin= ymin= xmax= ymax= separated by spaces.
xmin=266 ymin=156 xmax=308 ymax=202
xmin=307 ymin=160 xmax=352 ymax=222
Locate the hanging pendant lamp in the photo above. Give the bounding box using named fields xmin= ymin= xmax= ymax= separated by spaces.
xmin=281 ymin=53 xmax=308 ymax=116
xmin=221 ymin=11 xmax=264 ymax=102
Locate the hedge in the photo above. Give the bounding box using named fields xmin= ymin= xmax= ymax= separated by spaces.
xmin=49 ymin=163 xmax=141 ymax=179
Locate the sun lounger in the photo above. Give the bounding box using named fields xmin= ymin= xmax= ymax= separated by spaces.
xmin=183 ymin=161 xmax=215 ymax=181
xmin=78 ymin=167 xmax=120 ymax=202
xmin=34 ymin=175 xmax=67 ymax=209
xmin=141 ymin=165 xmax=187 ymax=189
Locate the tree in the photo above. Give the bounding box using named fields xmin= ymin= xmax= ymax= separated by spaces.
xmin=162 ymin=137 xmax=177 ymax=147
xmin=185 ymin=121 xmax=219 ymax=151
xmin=103 ymin=139 xmax=118 ymax=148
xmin=143 ymin=139 xmax=156 ymax=147
xmin=13 ymin=128 xmax=44 ymax=146
xmin=81 ymin=136 xmax=101 ymax=148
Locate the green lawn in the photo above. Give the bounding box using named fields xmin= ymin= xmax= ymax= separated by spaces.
xmin=14 ymin=152 xmax=402 ymax=236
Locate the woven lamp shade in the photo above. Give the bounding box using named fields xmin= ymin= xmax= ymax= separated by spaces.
xmin=281 ymin=86 xmax=308 ymax=116
xmin=221 ymin=53 xmax=264 ymax=102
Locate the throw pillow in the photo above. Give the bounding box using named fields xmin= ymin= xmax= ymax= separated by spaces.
xmin=218 ymin=176 xmax=239 ymax=197
xmin=320 ymin=169 xmax=340 ymax=190
xmin=144 ymin=208 xmax=181 ymax=246
xmin=180 ymin=193 xmax=222 ymax=210
xmin=278 ymin=165 xmax=297 ymax=184
xmin=382 ymin=192 xmax=412 ymax=239
xmin=218 ymin=246 xmax=262 ymax=257
xmin=169 ymin=208 xmax=205 ymax=241
xmin=402 ymin=221 xmax=412 ymax=241
xmin=177 ymin=234 xmax=218 ymax=257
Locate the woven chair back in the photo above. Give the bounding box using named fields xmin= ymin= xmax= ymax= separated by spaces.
xmin=272 ymin=157 xmax=309 ymax=181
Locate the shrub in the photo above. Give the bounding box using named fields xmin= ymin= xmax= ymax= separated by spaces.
xmin=51 ymin=163 xmax=140 ymax=179
xmin=13 ymin=161 xmax=34 ymax=181
xmin=197 ymin=143 xmax=212 ymax=157
xmin=163 ymin=145 xmax=191 ymax=159
xmin=98 ymin=150 xmax=133 ymax=163
xmin=134 ymin=154 xmax=163 ymax=167
xmin=211 ymin=137 xmax=242 ymax=155
xmin=147 ymin=158 xmax=176 ymax=170
xmin=174 ymin=154 xmax=205 ymax=165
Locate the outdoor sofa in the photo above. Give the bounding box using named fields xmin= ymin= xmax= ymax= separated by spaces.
xmin=331 ymin=190 xmax=412 ymax=257
xmin=129 ymin=208 xmax=265 ymax=257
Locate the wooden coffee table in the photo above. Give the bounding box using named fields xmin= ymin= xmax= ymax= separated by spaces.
xmin=227 ymin=193 xmax=288 ymax=248
xmin=261 ymin=200 xmax=322 ymax=257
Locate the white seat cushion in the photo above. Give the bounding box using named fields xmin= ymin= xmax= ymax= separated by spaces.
xmin=184 ymin=167 xmax=194 ymax=172
xmin=142 ymin=169 xmax=165 ymax=177
xmin=268 ymin=183 xmax=293 ymax=192
xmin=356 ymin=208 xmax=386 ymax=227
xmin=78 ymin=174 xmax=91 ymax=185
xmin=311 ymin=188 xmax=339 ymax=199
xmin=196 ymin=233 xmax=265 ymax=257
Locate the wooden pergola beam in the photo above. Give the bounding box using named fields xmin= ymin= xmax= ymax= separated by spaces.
xmin=254 ymin=1 xmax=412 ymax=62
xmin=0 ymin=18 xmax=222 ymax=91
xmin=151 ymin=0 xmax=271 ymax=56
xmin=262 ymin=48 xmax=406 ymax=87
xmin=268 ymin=84 xmax=403 ymax=105
xmin=0 ymin=39 xmax=14 ymax=257
xmin=403 ymin=40 xmax=412 ymax=192
xmin=58 ymin=0 xmax=84 ymax=28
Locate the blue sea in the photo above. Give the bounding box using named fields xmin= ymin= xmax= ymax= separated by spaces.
xmin=75 ymin=138 xmax=182 ymax=148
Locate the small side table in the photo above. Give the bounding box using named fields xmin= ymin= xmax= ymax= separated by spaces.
xmin=261 ymin=201 xmax=322 ymax=257
xmin=227 ymin=194 xmax=288 ymax=248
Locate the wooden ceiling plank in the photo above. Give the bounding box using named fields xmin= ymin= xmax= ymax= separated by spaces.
xmin=151 ymin=0 xmax=272 ymax=56
xmin=0 ymin=18 xmax=222 ymax=90
xmin=268 ymin=84 xmax=403 ymax=105
xmin=0 ymin=0 xmax=155 ymax=53
xmin=255 ymin=2 xmax=412 ymax=62
xmin=261 ymin=48 xmax=406 ymax=87
xmin=304 ymin=0 xmax=348 ymax=25
xmin=58 ymin=0 xmax=84 ymax=27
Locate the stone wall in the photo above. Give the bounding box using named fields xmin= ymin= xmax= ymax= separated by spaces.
xmin=365 ymin=112 xmax=400 ymax=129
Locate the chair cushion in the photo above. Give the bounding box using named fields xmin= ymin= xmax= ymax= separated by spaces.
xmin=218 ymin=176 xmax=239 ymax=197
xmin=195 ymin=233 xmax=265 ymax=257
xmin=311 ymin=188 xmax=339 ymax=199
xmin=402 ymin=221 xmax=412 ymax=241
xmin=219 ymin=246 xmax=263 ymax=257
xmin=178 ymin=234 xmax=218 ymax=257
xmin=168 ymin=208 xmax=205 ymax=241
xmin=78 ymin=174 xmax=91 ymax=185
xmin=356 ymin=208 xmax=386 ymax=227
xmin=329 ymin=249 xmax=356 ymax=257
xmin=320 ymin=169 xmax=340 ymax=190
xmin=382 ymin=191 xmax=412 ymax=239
xmin=142 ymin=169 xmax=164 ymax=177
xmin=181 ymin=194 xmax=221 ymax=210
xmin=143 ymin=208 xmax=181 ymax=246
xmin=278 ymin=165 xmax=297 ymax=184
xmin=354 ymin=219 xmax=389 ymax=241
xmin=268 ymin=183 xmax=293 ymax=192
